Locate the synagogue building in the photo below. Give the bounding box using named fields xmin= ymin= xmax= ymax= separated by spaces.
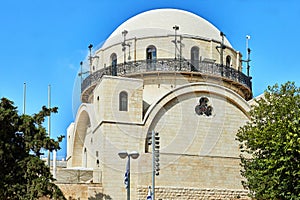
xmin=64 ymin=8 xmax=253 ymax=199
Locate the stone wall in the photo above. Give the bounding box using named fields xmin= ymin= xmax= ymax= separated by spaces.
xmin=54 ymin=183 xmax=250 ymax=200
xmin=137 ymin=186 xmax=250 ymax=200
xmin=57 ymin=183 xmax=104 ymax=200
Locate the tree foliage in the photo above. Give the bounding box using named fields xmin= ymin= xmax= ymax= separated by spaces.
xmin=0 ymin=97 xmax=66 ymax=199
xmin=236 ymin=82 xmax=300 ymax=199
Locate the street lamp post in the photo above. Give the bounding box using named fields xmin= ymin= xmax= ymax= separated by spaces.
xmin=118 ymin=151 xmax=140 ymax=200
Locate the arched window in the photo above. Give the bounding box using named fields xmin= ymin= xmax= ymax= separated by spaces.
xmin=226 ymin=55 xmax=231 ymax=67
xmin=146 ymin=45 xmax=157 ymax=60
xmin=111 ymin=53 xmax=117 ymax=76
xmin=119 ymin=91 xmax=128 ymax=111
xmin=146 ymin=45 xmax=157 ymax=71
xmin=191 ymin=46 xmax=199 ymax=71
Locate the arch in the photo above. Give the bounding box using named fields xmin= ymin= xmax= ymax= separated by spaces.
xmin=143 ymin=82 xmax=251 ymax=129
xmin=70 ymin=104 xmax=96 ymax=168
xmin=119 ymin=91 xmax=128 ymax=111
xmin=146 ymin=45 xmax=157 ymax=71
xmin=191 ymin=46 xmax=199 ymax=71
xmin=111 ymin=53 xmax=117 ymax=76
xmin=142 ymin=82 xmax=251 ymax=155
xmin=226 ymin=55 xmax=231 ymax=67
xmin=72 ymin=110 xmax=91 ymax=167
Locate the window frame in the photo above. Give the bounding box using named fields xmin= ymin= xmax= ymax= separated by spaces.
xmin=226 ymin=55 xmax=231 ymax=67
xmin=119 ymin=91 xmax=128 ymax=111
xmin=111 ymin=53 xmax=117 ymax=76
xmin=191 ymin=46 xmax=200 ymax=70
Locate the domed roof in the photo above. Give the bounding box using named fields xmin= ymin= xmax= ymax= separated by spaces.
xmin=100 ymin=8 xmax=232 ymax=49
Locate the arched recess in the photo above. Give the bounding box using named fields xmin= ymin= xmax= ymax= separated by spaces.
xmin=191 ymin=46 xmax=199 ymax=71
xmin=146 ymin=45 xmax=157 ymax=71
xmin=111 ymin=53 xmax=117 ymax=76
xmin=226 ymin=55 xmax=231 ymax=67
xmin=143 ymin=82 xmax=251 ymax=153
xmin=71 ymin=109 xmax=91 ymax=167
xmin=119 ymin=91 xmax=128 ymax=111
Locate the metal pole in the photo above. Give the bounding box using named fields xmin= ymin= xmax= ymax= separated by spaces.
xmin=174 ymin=31 xmax=177 ymax=60
xmin=246 ymin=35 xmax=250 ymax=61
xmin=124 ymin=48 xmax=126 ymax=65
xmin=152 ymin=130 xmax=155 ymax=200
xmin=220 ymin=32 xmax=225 ymax=66
xmin=88 ymin=44 xmax=93 ymax=68
xmin=53 ymin=150 xmax=56 ymax=179
xmin=127 ymin=156 xmax=130 ymax=200
xmin=176 ymin=27 xmax=178 ymax=60
xmin=119 ymin=151 xmax=139 ymax=200
xmin=173 ymin=26 xmax=179 ymax=60
xmin=47 ymin=85 xmax=51 ymax=166
xmin=179 ymin=35 xmax=182 ymax=70
xmin=247 ymin=48 xmax=251 ymax=77
xmin=23 ymin=82 xmax=26 ymax=115
xmin=122 ymin=30 xmax=128 ymax=65
xmin=246 ymin=35 xmax=251 ymax=77
xmin=179 ymin=35 xmax=182 ymax=60
xmin=80 ymin=61 xmax=83 ymax=84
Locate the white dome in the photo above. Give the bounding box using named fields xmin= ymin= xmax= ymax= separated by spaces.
xmin=101 ymin=8 xmax=232 ymax=49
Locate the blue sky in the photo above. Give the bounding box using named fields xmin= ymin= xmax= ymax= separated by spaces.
xmin=0 ymin=0 xmax=299 ymax=159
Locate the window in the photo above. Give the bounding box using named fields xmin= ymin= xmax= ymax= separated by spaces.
xmin=146 ymin=45 xmax=157 ymax=71
xmin=83 ymin=148 xmax=87 ymax=168
xmin=111 ymin=53 xmax=117 ymax=76
xmin=146 ymin=45 xmax=157 ymax=60
xmin=226 ymin=55 xmax=231 ymax=67
xmin=191 ymin=46 xmax=199 ymax=71
xmin=119 ymin=91 xmax=128 ymax=111
xmin=195 ymin=97 xmax=213 ymax=117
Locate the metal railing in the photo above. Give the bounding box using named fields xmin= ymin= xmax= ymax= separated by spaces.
xmin=81 ymin=59 xmax=252 ymax=92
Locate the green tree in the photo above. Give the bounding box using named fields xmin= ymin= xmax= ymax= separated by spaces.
xmin=0 ymin=97 xmax=66 ymax=199
xmin=236 ymin=82 xmax=300 ymax=199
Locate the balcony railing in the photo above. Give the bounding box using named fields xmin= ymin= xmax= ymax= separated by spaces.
xmin=81 ymin=59 xmax=252 ymax=93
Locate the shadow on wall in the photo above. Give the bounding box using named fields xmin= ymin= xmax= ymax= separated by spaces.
xmin=88 ymin=193 xmax=112 ymax=200
xmin=68 ymin=193 xmax=112 ymax=200
xmin=67 ymin=192 xmax=112 ymax=200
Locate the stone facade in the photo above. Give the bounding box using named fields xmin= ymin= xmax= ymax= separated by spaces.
xmin=56 ymin=184 xmax=250 ymax=200
xmin=57 ymin=183 xmax=103 ymax=200
xmin=65 ymin=8 xmax=253 ymax=199
xmin=137 ymin=186 xmax=250 ymax=200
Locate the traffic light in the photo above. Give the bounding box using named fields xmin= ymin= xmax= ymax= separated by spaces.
xmin=154 ymin=132 xmax=160 ymax=176
xmin=147 ymin=131 xmax=160 ymax=176
xmin=147 ymin=132 xmax=152 ymax=145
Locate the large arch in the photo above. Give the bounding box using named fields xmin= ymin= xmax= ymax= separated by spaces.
xmin=142 ymin=82 xmax=251 ymax=154
xmin=141 ymin=82 xmax=251 ymax=190
xmin=70 ymin=104 xmax=96 ymax=167
xmin=143 ymin=82 xmax=250 ymax=126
